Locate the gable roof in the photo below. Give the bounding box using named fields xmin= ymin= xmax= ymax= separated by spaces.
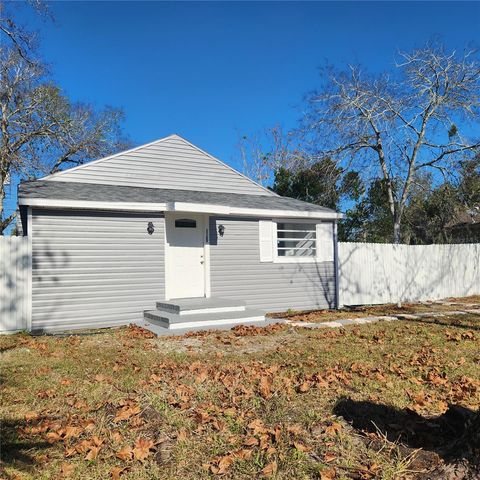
xmin=43 ymin=134 xmax=273 ymax=196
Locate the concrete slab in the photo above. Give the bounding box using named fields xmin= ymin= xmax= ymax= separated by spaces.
xmin=137 ymin=317 xmax=287 ymax=337
xmin=156 ymin=297 xmax=246 ymax=315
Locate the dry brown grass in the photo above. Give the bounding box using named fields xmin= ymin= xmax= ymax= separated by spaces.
xmin=1 ymin=309 xmax=479 ymax=480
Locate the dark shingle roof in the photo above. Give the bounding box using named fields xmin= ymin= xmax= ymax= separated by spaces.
xmin=19 ymin=180 xmax=336 ymax=214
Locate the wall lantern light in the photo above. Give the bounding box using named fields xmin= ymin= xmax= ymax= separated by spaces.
xmin=218 ymin=224 xmax=225 ymax=237
xmin=147 ymin=222 xmax=155 ymax=235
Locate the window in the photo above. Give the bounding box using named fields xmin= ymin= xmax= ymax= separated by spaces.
xmin=276 ymin=222 xmax=317 ymax=257
xmin=175 ymin=219 xmax=197 ymax=228
xmin=258 ymin=220 xmax=334 ymax=263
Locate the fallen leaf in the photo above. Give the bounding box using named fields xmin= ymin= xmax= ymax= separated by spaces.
xmin=85 ymin=446 xmax=101 ymax=461
xmin=320 ymin=467 xmax=336 ymax=480
xmin=133 ymin=437 xmax=155 ymax=461
xmin=325 ymin=422 xmax=342 ymax=436
xmin=216 ymin=455 xmax=234 ymax=474
xmin=60 ymin=462 xmax=75 ymax=477
xmin=298 ymin=381 xmax=311 ymax=393
xmin=64 ymin=426 xmax=83 ymax=439
xmin=261 ymin=460 xmax=277 ymax=477
xmin=25 ymin=411 xmax=38 ymax=421
xmin=111 ymin=431 xmax=123 ymax=443
xmin=293 ymin=441 xmax=311 ymax=452
xmin=114 ymin=405 xmax=141 ymax=422
xmin=243 ymin=436 xmax=259 ymax=446
xmin=116 ymin=445 xmax=133 ymax=462
xmin=110 ymin=466 xmax=128 ymax=479
xmin=195 ymin=369 xmax=209 ymax=383
xmin=46 ymin=431 xmax=62 ymax=443
xmin=324 ymin=452 xmax=337 ymax=463
xmin=259 ymin=376 xmax=273 ymax=399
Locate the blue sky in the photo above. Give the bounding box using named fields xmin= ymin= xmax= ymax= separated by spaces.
xmin=4 ymin=1 xmax=480 ymax=231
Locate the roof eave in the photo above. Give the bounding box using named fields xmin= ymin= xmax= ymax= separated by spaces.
xmin=18 ymin=197 xmax=342 ymax=220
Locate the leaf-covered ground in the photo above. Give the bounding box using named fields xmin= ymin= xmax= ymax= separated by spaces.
xmin=1 ymin=304 xmax=479 ymax=479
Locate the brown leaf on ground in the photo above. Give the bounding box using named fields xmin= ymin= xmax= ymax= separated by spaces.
xmin=216 ymin=455 xmax=235 ymax=474
xmin=64 ymin=426 xmax=83 ymax=439
xmin=261 ymin=460 xmax=278 ymax=477
xmin=60 ymin=462 xmax=75 ymax=477
xmin=325 ymin=422 xmax=342 ymax=436
xmin=248 ymin=419 xmax=268 ymax=435
xmin=114 ymin=405 xmax=141 ymax=422
xmin=195 ymin=369 xmax=209 ymax=383
xmin=324 ymin=452 xmax=337 ymax=463
xmin=298 ymin=381 xmax=311 ymax=393
xmin=116 ymin=446 xmax=133 ymax=462
xmin=133 ymin=437 xmax=155 ymax=461
xmin=25 ymin=411 xmax=38 ymax=421
xmin=320 ymin=467 xmax=336 ymax=480
xmin=85 ymin=446 xmax=101 ymax=461
xmin=45 ymin=431 xmax=62 ymax=443
xmin=244 ymin=436 xmax=259 ymax=446
xmin=259 ymin=376 xmax=273 ymax=399
xmin=110 ymin=466 xmax=128 ymax=479
xmin=293 ymin=441 xmax=311 ymax=452
xmin=125 ymin=324 xmax=156 ymax=339
xmin=111 ymin=431 xmax=123 ymax=443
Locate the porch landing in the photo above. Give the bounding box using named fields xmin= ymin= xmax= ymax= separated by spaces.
xmin=143 ymin=297 xmax=284 ymax=333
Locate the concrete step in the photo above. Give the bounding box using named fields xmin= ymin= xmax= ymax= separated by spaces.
xmin=143 ymin=308 xmax=265 ymax=330
xmin=139 ymin=317 xmax=284 ymax=336
xmin=156 ymin=297 xmax=246 ymax=316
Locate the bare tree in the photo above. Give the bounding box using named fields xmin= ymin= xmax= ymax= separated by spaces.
xmin=0 ymin=47 xmax=129 ymax=234
xmin=0 ymin=0 xmax=49 ymax=62
xmin=237 ymin=125 xmax=322 ymax=186
xmin=302 ymin=42 xmax=480 ymax=243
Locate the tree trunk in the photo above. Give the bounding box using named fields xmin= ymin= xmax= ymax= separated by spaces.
xmin=393 ymin=220 xmax=402 ymax=244
xmin=0 ymin=185 xmax=4 ymax=236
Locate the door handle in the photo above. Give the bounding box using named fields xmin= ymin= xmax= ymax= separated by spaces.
xmin=200 ymin=260 xmax=204 ymax=264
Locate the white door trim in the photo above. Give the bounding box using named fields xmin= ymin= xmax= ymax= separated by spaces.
xmin=203 ymin=214 xmax=211 ymax=298
xmin=164 ymin=213 xmax=210 ymax=300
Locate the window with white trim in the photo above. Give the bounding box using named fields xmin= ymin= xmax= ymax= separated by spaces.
xmin=276 ymin=222 xmax=317 ymax=257
xmin=258 ymin=219 xmax=335 ymax=263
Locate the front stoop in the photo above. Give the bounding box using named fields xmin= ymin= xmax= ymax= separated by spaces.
xmin=143 ymin=297 xmax=266 ymax=331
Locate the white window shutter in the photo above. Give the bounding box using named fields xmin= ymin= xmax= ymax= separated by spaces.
xmin=316 ymin=222 xmax=335 ymax=262
xmin=259 ymin=220 xmax=274 ymax=262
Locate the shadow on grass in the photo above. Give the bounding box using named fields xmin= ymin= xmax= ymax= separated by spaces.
xmin=409 ymin=314 xmax=480 ymax=331
xmin=334 ymin=398 xmax=480 ymax=469
xmin=0 ymin=416 xmax=53 ymax=478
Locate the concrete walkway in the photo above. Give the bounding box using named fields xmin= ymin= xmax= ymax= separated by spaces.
xmin=285 ymin=304 xmax=480 ymax=329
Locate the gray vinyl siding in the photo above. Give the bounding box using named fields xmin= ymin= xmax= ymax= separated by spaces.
xmin=46 ymin=136 xmax=271 ymax=196
xmin=31 ymin=209 xmax=165 ymax=332
xmin=209 ymin=217 xmax=336 ymax=312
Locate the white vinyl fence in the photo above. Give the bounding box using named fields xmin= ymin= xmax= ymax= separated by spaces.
xmin=339 ymin=242 xmax=480 ymax=306
xmin=0 ymin=238 xmax=479 ymax=332
xmin=0 ymin=236 xmax=31 ymax=333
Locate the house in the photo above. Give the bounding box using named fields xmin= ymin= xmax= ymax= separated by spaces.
xmin=444 ymin=208 xmax=480 ymax=243
xmin=17 ymin=135 xmax=341 ymax=333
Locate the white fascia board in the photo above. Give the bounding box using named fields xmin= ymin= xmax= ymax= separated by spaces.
xmin=19 ymin=197 xmax=343 ymax=219
xmin=18 ymin=198 xmax=168 ymax=212
xmin=172 ymin=202 xmax=342 ymax=219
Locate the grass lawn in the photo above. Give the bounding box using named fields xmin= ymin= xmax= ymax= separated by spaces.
xmin=1 ymin=304 xmax=479 ymax=479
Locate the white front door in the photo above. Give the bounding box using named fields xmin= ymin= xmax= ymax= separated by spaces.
xmin=166 ymin=213 xmax=206 ymax=299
